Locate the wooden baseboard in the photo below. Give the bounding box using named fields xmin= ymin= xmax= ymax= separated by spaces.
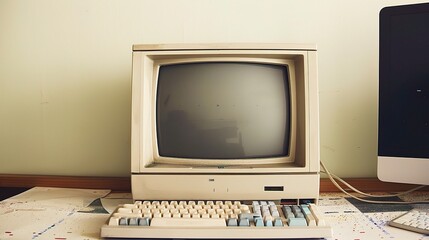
xmin=320 ymin=177 xmax=427 ymax=192
xmin=0 ymin=174 xmax=131 ymax=192
xmin=0 ymin=174 xmax=426 ymax=193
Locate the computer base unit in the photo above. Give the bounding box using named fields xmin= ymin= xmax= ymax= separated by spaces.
xmin=131 ymin=174 xmax=320 ymax=201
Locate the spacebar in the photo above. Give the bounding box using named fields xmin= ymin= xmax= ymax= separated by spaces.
xmin=150 ymin=218 xmax=226 ymax=227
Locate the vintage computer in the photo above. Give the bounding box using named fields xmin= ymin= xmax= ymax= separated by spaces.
xmin=101 ymin=43 xmax=333 ymax=238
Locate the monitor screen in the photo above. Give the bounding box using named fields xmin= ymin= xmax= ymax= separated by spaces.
xmin=156 ymin=62 xmax=290 ymax=159
xmin=379 ymin=6 xmax=429 ymax=159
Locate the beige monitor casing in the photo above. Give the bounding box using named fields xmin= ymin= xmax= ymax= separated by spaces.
xmin=130 ymin=44 xmax=320 ymax=202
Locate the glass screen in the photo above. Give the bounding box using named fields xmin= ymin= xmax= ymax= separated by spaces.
xmin=156 ymin=62 xmax=290 ymax=159
xmin=379 ymin=10 xmax=429 ymax=158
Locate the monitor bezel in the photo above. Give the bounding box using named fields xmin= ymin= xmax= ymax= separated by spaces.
xmin=131 ymin=47 xmax=318 ymax=174
xmin=151 ymin=57 xmax=297 ymax=166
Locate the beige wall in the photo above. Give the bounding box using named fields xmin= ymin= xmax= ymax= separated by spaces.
xmin=0 ymin=0 xmax=424 ymax=177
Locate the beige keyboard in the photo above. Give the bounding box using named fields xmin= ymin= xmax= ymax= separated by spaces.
xmin=101 ymin=200 xmax=333 ymax=239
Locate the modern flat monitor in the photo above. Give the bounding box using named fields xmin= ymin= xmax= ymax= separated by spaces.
xmin=131 ymin=44 xmax=320 ymax=201
xmin=378 ymin=3 xmax=429 ymax=185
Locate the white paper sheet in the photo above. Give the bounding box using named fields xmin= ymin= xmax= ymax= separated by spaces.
xmin=0 ymin=187 xmax=110 ymax=239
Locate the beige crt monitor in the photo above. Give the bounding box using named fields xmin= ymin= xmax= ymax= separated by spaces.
xmin=131 ymin=43 xmax=320 ymax=202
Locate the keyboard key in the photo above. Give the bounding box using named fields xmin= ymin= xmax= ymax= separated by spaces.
xmin=288 ymin=217 xmax=307 ymax=226
xmin=265 ymin=219 xmax=273 ymax=227
xmin=301 ymin=205 xmax=316 ymax=226
xmin=117 ymin=208 xmax=133 ymax=214
xmin=108 ymin=216 xmax=120 ymax=226
xmin=282 ymin=206 xmax=293 ymax=217
xmin=271 ymin=210 xmax=280 ymax=218
xmin=150 ymin=217 xmax=226 ymax=227
xmin=138 ymin=217 xmax=150 ymax=226
xmin=239 ymin=218 xmax=250 ymax=227
xmin=128 ymin=218 xmax=139 ymax=226
xmin=227 ymin=218 xmax=238 ymax=226
xmin=255 ymin=216 xmax=264 ymax=227
xmin=240 ymin=205 xmax=249 ymax=211
xmin=119 ymin=218 xmax=128 ymax=225
xmin=274 ymin=217 xmax=283 ymax=227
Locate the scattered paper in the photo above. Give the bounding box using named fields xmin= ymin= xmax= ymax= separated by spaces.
xmin=0 ymin=187 xmax=110 ymax=239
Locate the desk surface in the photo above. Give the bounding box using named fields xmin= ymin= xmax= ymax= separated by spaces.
xmin=0 ymin=187 xmax=428 ymax=240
